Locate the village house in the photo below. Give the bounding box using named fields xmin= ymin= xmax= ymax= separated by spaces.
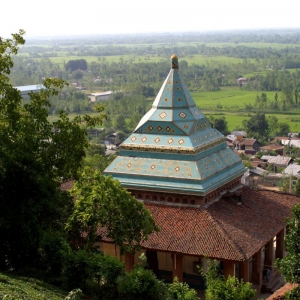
xmin=260 ymin=144 xmax=284 ymax=156
xmin=88 ymin=91 xmax=113 ymax=102
xmin=15 ymin=84 xmax=44 ymax=99
xmin=102 ymin=55 xmax=300 ymax=295
xmin=233 ymin=137 xmax=261 ymax=154
xmin=261 ymin=155 xmax=292 ymax=168
xmin=236 ymin=77 xmax=248 ymax=86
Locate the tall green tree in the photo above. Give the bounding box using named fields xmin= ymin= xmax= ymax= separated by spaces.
xmin=243 ymin=113 xmax=269 ymax=140
xmin=0 ymin=31 xmax=105 ymax=270
xmin=66 ymin=167 xmax=159 ymax=253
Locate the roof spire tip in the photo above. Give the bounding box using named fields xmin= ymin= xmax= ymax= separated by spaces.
xmin=171 ymin=54 xmax=179 ymax=69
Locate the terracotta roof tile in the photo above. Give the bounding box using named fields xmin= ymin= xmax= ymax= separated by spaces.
xmin=267 ymin=283 xmax=298 ymax=300
xmin=260 ymin=144 xmax=284 ymax=151
xmin=139 ymin=188 xmax=300 ymax=261
xmin=61 ymin=180 xmax=74 ymax=191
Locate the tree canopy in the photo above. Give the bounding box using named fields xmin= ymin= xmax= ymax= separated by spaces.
xmin=0 ymin=31 xmax=105 ymax=270
xmin=66 ymin=167 xmax=159 ymax=253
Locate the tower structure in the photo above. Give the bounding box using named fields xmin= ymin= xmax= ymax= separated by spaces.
xmin=104 ymin=55 xmax=246 ymax=205
xmin=102 ymin=55 xmax=298 ymax=293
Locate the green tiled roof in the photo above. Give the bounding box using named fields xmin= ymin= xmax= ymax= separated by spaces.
xmin=104 ymin=55 xmax=246 ymax=196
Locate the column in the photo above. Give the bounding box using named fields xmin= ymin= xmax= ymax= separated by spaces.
xmin=276 ymin=229 xmax=285 ymax=259
xmin=172 ymin=253 xmax=183 ymax=282
xmin=240 ymin=260 xmax=250 ymax=282
xmin=264 ymin=238 xmax=275 ymax=273
xmin=125 ymin=252 xmax=134 ymax=272
xmin=252 ymin=248 xmax=263 ymax=286
xmin=223 ymin=260 xmax=235 ymax=278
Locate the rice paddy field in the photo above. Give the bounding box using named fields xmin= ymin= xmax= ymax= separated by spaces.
xmin=19 ymin=37 xmax=300 ymax=133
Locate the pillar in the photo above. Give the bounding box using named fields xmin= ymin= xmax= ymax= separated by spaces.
xmin=276 ymin=229 xmax=285 ymax=259
xmin=125 ymin=252 xmax=134 ymax=272
xmin=223 ymin=260 xmax=235 ymax=278
xmin=240 ymin=259 xmax=250 ymax=282
xmin=252 ymin=248 xmax=263 ymax=286
xmin=172 ymin=253 xmax=183 ymax=282
xmin=264 ymin=238 xmax=275 ymax=273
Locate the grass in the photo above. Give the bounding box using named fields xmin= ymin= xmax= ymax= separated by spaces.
xmin=31 ymin=53 xmax=253 ymax=68
xmin=206 ymin=112 xmax=300 ymax=132
xmin=191 ymin=87 xmax=275 ymax=109
xmin=0 ymin=272 xmax=67 ymax=300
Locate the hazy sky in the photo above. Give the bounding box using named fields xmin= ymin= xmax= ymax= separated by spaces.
xmin=2 ymin=0 xmax=300 ymax=38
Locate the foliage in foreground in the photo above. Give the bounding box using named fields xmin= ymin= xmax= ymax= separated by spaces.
xmin=277 ymin=204 xmax=300 ymax=287
xmin=203 ymin=259 xmax=256 ymax=300
xmin=0 ymin=30 xmax=105 ymax=271
xmin=117 ymin=261 xmax=199 ymax=300
xmin=66 ymin=167 xmax=159 ymax=254
xmin=0 ymin=272 xmax=67 ymax=300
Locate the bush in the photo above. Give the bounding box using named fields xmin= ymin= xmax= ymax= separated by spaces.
xmin=166 ymin=277 xmax=199 ymax=300
xmin=117 ymin=266 xmax=166 ymax=300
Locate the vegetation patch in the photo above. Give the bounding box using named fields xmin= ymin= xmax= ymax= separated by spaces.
xmin=0 ymin=273 xmax=67 ymax=300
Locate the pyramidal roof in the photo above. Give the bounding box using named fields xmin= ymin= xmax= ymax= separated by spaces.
xmin=104 ymin=55 xmax=246 ymax=197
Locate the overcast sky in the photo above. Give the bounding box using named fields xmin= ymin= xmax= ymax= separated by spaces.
xmin=2 ymin=0 xmax=300 ymax=38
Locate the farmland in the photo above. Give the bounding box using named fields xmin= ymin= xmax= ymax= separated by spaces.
xmin=10 ymin=30 xmax=300 ymax=137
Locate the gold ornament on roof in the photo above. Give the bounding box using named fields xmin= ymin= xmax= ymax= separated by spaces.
xmin=171 ymin=54 xmax=179 ymax=69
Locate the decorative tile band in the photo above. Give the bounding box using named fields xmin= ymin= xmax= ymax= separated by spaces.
xmin=120 ymin=136 xmax=226 ymax=154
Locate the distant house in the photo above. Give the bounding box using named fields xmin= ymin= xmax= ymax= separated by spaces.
xmin=226 ymin=132 xmax=247 ymax=150
xmin=271 ymin=136 xmax=300 ymax=148
xmin=272 ymin=136 xmax=300 ymax=143
xmin=250 ymin=157 xmax=268 ymax=168
xmin=231 ymin=130 xmax=247 ymax=137
xmin=282 ymin=164 xmax=300 ymax=178
xmin=288 ymin=132 xmax=299 ymax=138
xmin=104 ymin=132 xmax=117 ymax=145
xmin=15 ymin=84 xmax=45 ymax=99
xmin=261 ymin=155 xmax=292 ymax=167
xmin=236 ymin=78 xmax=248 ymax=87
xmin=233 ymin=138 xmax=260 ymax=154
xmin=260 ymin=144 xmax=284 ymax=155
xmin=88 ymin=91 xmax=113 ymax=102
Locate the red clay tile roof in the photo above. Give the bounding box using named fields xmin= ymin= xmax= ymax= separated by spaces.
xmin=267 ymin=283 xmax=298 ymax=300
xmin=239 ymin=138 xmax=257 ymax=146
xmin=137 ymin=188 xmax=300 ymax=261
xmin=61 ymin=180 xmax=74 ymax=191
xmin=141 ymin=204 xmax=244 ymax=261
xmin=260 ymin=144 xmax=284 ymax=151
xmin=66 ymin=178 xmax=300 ymax=262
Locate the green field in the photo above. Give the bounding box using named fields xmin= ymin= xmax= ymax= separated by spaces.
xmin=37 ymin=53 xmax=250 ymax=67
xmin=206 ymin=112 xmax=300 ymax=132
xmin=191 ymin=88 xmax=275 ymax=110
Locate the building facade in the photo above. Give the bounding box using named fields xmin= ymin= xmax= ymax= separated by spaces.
xmin=103 ymin=55 xmax=300 ymax=293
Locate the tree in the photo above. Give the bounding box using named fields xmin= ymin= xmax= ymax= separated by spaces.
xmin=117 ymin=265 xmax=166 ymax=300
xmin=115 ymin=115 xmax=127 ymax=131
xmin=116 ymin=131 xmax=128 ymax=144
xmin=63 ymin=249 xmax=123 ymax=299
xmin=268 ymin=116 xmax=279 ymax=137
xmin=72 ymin=70 xmax=84 ymax=81
xmin=276 ymin=123 xmax=291 ymax=136
xmin=203 ymin=259 xmax=256 ymax=300
xmin=166 ymin=277 xmax=199 ymax=300
xmin=277 ymin=204 xmax=300 ymax=299
xmin=243 ymin=113 xmax=269 ymax=140
xmin=66 ymin=167 xmax=159 ymax=253
xmin=0 ymin=31 xmax=105 ymax=270
xmin=212 ymin=117 xmax=228 ymax=134
xmin=65 ymin=59 xmax=87 ymax=72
